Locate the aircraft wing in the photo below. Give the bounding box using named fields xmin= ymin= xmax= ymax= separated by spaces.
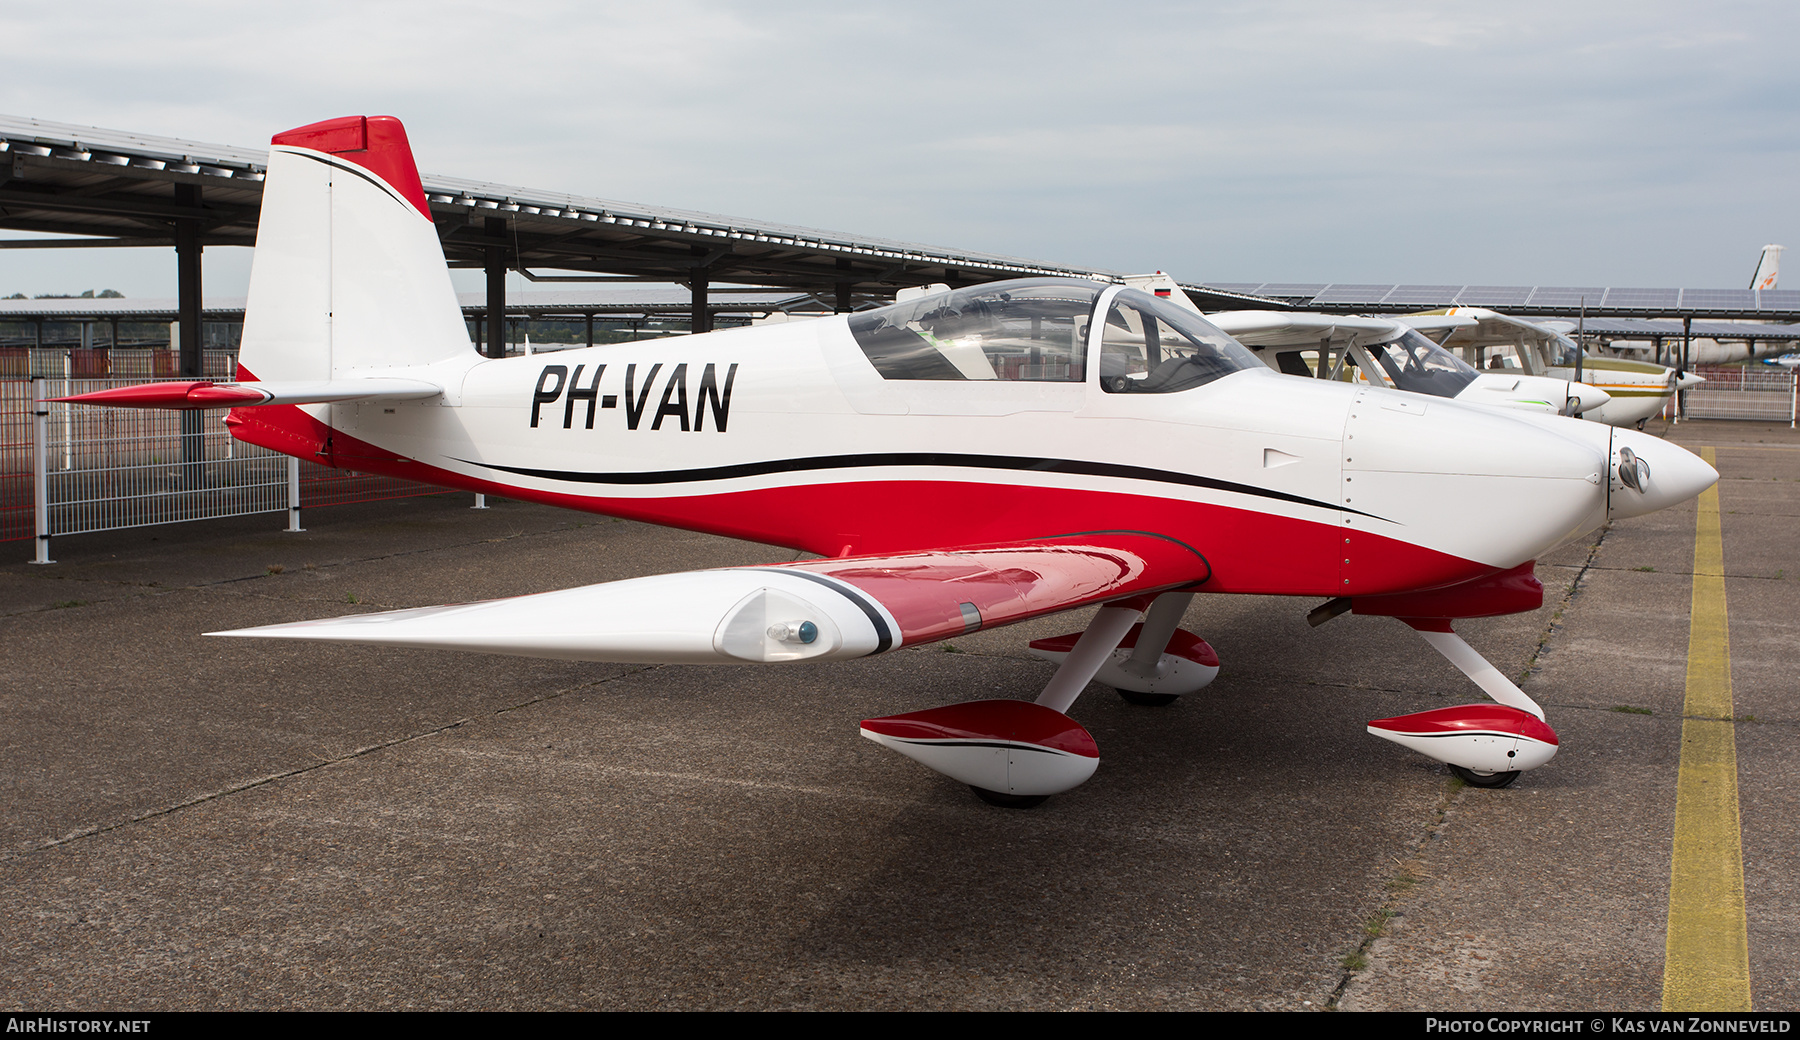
xmin=51 ymin=378 xmax=443 ymax=409
xmin=1208 ymin=310 xmax=1405 ymax=348
xmin=211 ymin=531 xmax=1212 ymax=664
xmin=1402 ymin=308 xmax=1565 ymax=353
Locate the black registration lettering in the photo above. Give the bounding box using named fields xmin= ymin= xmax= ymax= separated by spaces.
xmin=530 ymin=365 xmax=567 ymax=427
xmin=695 ymin=363 xmax=738 ymax=432
xmin=563 ymin=363 xmax=606 ymax=429
xmin=625 ymin=363 xmax=664 ymax=430
xmin=652 ymin=363 xmax=690 ymax=431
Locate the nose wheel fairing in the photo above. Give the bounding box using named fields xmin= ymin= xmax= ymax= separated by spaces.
xmin=1364 ymin=619 xmax=1561 ymax=781
xmin=1367 ymin=703 xmax=1559 ymax=775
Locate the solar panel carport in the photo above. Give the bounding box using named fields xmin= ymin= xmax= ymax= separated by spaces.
xmin=0 ymin=114 xmax=1270 ymax=377
xmin=7 ymin=113 xmax=1795 ymax=380
xmin=1207 ymin=282 xmax=1800 ymax=322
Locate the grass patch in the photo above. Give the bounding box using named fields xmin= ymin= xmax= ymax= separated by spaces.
xmin=1364 ymin=909 xmax=1395 ymax=937
xmin=942 ymin=642 xmax=962 ymax=654
xmin=346 ymin=593 xmax=360 ymax=604
xmin=1341 ymin=952 xmax=1368 ymax=971
xmin=1633 ymin=565 xmax=1656 ymax=572
xmin=1611 ymin=705 xmax=1654 ymax=715
xmin=50 ymin=600 xmax=86 ymax=609
xmin=266 ymin=564 xmax=285 ymax=575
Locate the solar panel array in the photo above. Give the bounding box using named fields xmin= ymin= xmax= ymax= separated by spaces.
xmin=1557 ymin=317 xmax=1800 ymax=342
xmin=1197 ymin=282 xmax=1800 ymax=318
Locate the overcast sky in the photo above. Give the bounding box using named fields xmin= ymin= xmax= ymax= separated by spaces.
xmin=3 ymin=0 xmax=1796 ymax=299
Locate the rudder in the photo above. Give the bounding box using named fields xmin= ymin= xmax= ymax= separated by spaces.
xmin=238 ymin=116 xmax=472 ymax=384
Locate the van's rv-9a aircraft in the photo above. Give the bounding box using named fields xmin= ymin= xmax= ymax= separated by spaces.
xmin=62 ymin=116 xmax=1720 ymax=806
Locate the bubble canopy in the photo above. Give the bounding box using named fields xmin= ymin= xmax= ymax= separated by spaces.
xmin=847 ymin=279 xmax=1258 ymax=393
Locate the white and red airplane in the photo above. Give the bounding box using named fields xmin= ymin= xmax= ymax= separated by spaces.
xmin=62 ymin=116 xmax=1719 ymax=805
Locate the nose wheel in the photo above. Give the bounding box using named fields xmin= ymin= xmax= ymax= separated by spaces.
xmin=1118 ymin=689 xmax=1181 ymax=707
xmin=970 ymin=786 xmax=1050 ymax=809
xmin=1450 ymin=765 xmax=1522 ymax=789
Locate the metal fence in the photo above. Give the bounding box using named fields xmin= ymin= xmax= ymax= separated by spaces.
xmin=2 ymin=350 xmax=457 ymax=560
xmin=1682 ymin=365 xmax=1798 ymax=424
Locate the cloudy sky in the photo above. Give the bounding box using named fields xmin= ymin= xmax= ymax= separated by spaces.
xmin=3 ymin=0 xmax=1796 ymax=299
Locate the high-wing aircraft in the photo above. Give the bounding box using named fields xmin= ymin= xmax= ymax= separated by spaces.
xmin=1119 ymin=273 xmax=1613 ymax=416
xmin=1403 ymin=308 xmax=1684 ymax=429
xmin=1205 ymin=311 xmax=1614 ymax=416
xmin=61 ymin=116 xmax=1719 ymax=805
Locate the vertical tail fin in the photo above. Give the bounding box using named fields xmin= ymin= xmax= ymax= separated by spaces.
xmin=1750 ymin=244 xmax=1783 ymax=291
xmin=238 ymin=116 xmax=472 ymax=383
xmin=1119 ymin=272 xmax=1204 ymax=315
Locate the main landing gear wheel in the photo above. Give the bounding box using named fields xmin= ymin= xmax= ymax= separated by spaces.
xmin=970 ymin=786 xmax=1049 ymax=809
xmin=1117 ymin=688 xmax=1180 ymax=708
xmin=1450 ymin=765 xmax=1521 ymax=789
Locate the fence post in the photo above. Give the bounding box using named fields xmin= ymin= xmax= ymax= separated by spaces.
xmin=472 ymin=494 xmax=488 ymax=510
xmin=286 ymin=455 xmax=304 ymax=532
xmin=30 ymin=376 xmax=53 ymax=565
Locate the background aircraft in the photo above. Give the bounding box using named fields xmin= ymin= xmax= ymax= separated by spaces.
xmin=1403 ymin=308 xmax=1682 ymax=429
xmin=63 ymin=116 xmax=1718 ymax=804
xmin=1752 ymin=244 xmax=1783 ymax=292
xmin=1563 ymin=245 xmax=1790 ymax=368
xmin=1122 ymin=273 xmax=1612 ymax=417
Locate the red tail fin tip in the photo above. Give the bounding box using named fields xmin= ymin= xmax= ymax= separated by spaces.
xmin=270 ymin=115 xmax=432 ymax=221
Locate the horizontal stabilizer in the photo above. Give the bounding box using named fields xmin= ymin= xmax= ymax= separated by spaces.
xmin=53 ymin=378 xmax=443 ymax=410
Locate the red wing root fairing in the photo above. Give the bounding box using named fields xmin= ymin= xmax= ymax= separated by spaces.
xmin=64 ymin=115 xmax=1721 ymax=806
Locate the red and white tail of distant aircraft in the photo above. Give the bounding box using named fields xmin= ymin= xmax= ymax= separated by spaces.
xmin=61 ymin=116 xmax=1720 ymax=805
xmin=1752 ymin=244 xmax=1782 ymax=292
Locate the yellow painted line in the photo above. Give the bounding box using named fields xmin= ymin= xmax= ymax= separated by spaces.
xmin=1682 ymin=443 xmax=1800 ymax=452
xmin=1663 ymin=447 xmax=1751 ymax=1011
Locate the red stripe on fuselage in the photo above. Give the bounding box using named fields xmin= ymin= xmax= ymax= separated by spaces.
xmin=226 ymin=402 xmax=1493 ymax=598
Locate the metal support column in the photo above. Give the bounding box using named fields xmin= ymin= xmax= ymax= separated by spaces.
xmin=835 ymin=258 xmax=853 ymax=314
xmin=485 ymin=216 xmax=507 ymax=359
xmin=585 ymin=312 xmax=594 ymax=348
xmin=1679 ymin=316 xmax=1693 ymax=422
xmin=175 ymin=183 xmax=205 ymax=487
xmin=286 ymin=456 xmax=304 ymax=532
xmin=30 ymin=376 xmax=52 ymax=564
xmin=690 ymin=245 xmax=712 ymax=335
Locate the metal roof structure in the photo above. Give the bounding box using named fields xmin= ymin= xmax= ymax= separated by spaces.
xmin=1203 ymin=282 xmax=1800 ymax=322
xmin=0 ymin=115 xmax=1098 ymax=294
xmin=3 ymin=114 xmax=1790 ymax=323
xmin=1550 ymin=316 xmax=1800 ymax=345
xmin=0 ymin=289 xmax=818 ymax=324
